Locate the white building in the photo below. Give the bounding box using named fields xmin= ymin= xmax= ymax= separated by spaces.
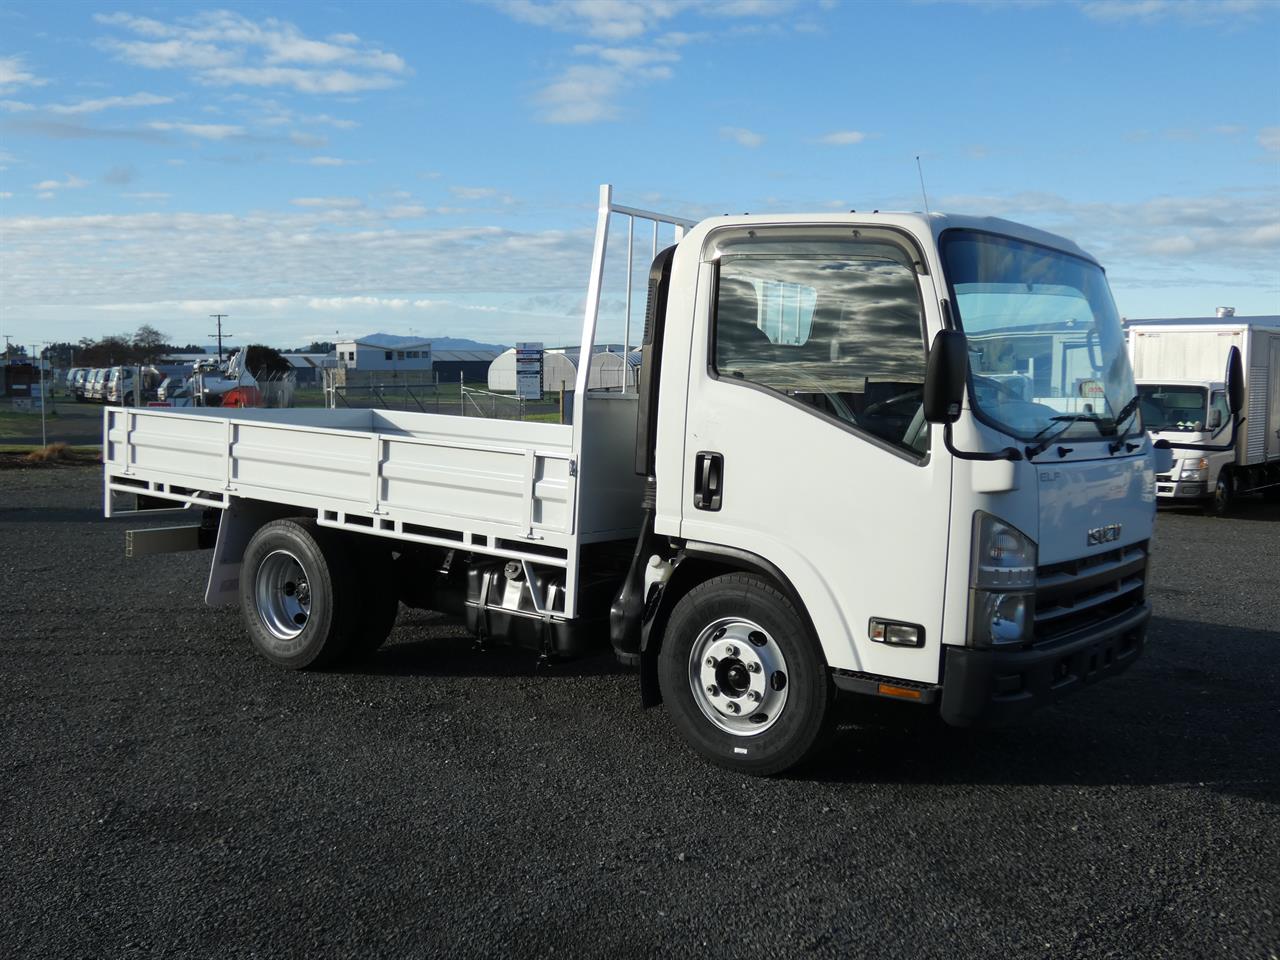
xmin=334 ymin=338 xmax=433 ymax=373
xmin=487 ymin=347 xmax=639 ymax=392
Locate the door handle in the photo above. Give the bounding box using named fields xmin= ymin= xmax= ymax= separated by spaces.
xmin=694 ymin=451 xmax=723 ymax=511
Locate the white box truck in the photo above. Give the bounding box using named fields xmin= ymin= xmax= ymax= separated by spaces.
xmin=105 ymin=186 xmax=1214 ymax=775
xmin=1129 ymin=318 xmax=1280 ymax=513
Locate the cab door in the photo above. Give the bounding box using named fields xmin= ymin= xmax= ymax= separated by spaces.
xmin=679 ymin=226 xmax=952 ymax=683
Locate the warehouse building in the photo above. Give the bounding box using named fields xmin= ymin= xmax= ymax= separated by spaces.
xmin=487 ymin=346 xmax=640 ymax=393
xmin=334 ymin=338 xmax=433 ymax=373
xmin=432 ymin=349 xmax=501 ymax=386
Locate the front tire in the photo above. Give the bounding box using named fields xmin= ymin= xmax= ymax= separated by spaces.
xmin=1205 ymin=468 xmax=1233 ymax=517
xmin=240 ymin=519 xmax=357 ymax=669
xmin=658 ymin=572 xmax=834 ymax=776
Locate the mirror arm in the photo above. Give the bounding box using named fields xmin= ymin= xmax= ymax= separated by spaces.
xmin=943 ymin=422 xmax=1023 ymax=462
xmin=1156 ymin=416 xmax=1244 ymax=453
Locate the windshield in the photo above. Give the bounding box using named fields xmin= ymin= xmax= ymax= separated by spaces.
xmin=1138 ymin=384 xmax=1208 ymax=432
xmin=941 ymin=230 xmax=1136 ymax=444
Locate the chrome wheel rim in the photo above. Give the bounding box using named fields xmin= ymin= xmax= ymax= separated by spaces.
xmin=255 ymin=549 xmax=312 ymax=640
xmin=688 ymin=617 xmax=789 ymax=737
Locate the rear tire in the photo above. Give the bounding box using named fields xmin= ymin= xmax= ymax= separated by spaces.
xmin=658 ymin=572 xmax=834 ymax=776
xmin=350 ymin=540 xmax=400 ymax=657
xmin=240 ymin=518 xmax=357 ymax=669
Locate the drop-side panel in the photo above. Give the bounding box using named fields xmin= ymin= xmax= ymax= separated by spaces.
xmin=233 ymin=421 xmax=371 ymax=502
xmin=105 ymin=407 xmax=578 ymax=540
xmin=106 ymin=408 xmax=227 ymax=484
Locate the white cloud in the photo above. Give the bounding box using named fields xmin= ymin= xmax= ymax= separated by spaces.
xmin=500 ymin=2 xmax=806 ymax=123
xmin=0 ymin=204 xmax=602 ymax=345
xmin=32 ymin=174 xmax=89 ymax=191
xmin=536 ymin=63 xmax=628 ymax=123
xmin=817 ymin=130 xmax=870 ymax=145
xmin=290 ymin=196 xmax=364 ymax=208
xmin=450 ymin=186 xmax=499 ymax=199
xmin=148 ymin=121 xmax=245 ymax=140
xmin=1080 ymin=0 xmax=1267 ymax=22
xmin=0 ymin=55 xmax=48 ymax=93
xmin=1259 ymin=127 xmax=1280 ymax=154
xmin=1 ymin=99 xmax=36 ymax=113
xmin=720 ymin=126 xmax=764 ymax=148
xmin=49 ymin=92 xmax=174 ymax=115
xmin=95 ymin=10 xmax=408 ymax=96
xmin=0 ymin=192 xmax=13 ymax=200
xmin=300 ymin=156 xmax=355 ymax=166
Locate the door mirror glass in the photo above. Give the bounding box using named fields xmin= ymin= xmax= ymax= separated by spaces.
xmin=1225 ymin=345 xmax=1244 ymax=414
xmin=923 ymin=329 xmax=968 ymax=424
xmin=1207 ymin=408 xmax=1223 ymax=430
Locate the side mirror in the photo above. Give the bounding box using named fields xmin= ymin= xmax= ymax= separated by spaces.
xmin=1153 ymin=439 xmax=1174 ymax=475
xmin=923 ymin=329 xmax=968 ymax=424
xmin=1207 ymin=409 xmax=1223 ymax=430
xmin=1085 ymin=327 xmax=1102 ymax=371
xmin=1225 ymin=345 xmax=1244 ymax=414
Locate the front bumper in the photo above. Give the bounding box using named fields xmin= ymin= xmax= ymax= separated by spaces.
xmin=938 ymin=602 xmax=1150 ymax=727
xmin=1155 ymin=474 xmax=1206 ymax=500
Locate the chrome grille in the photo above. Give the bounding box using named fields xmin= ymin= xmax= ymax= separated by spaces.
xmin=1034 ymin=541 xmax=1147 ymax=646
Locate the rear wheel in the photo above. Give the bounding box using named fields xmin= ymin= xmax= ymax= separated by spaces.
xmin=240 ymin=519 xmax=357 ymax=669
xmin=350 ymin=540 xmax=400 ymax=657
xmin=658 ymin=572 xmax=834 ymax=776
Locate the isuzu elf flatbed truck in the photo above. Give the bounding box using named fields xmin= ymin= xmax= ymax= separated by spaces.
xmin=107 ymin=186 xmax=1233 ymax=775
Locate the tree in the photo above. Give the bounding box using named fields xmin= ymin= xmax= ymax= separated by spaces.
xmin=133 ymin=324 xmax=168 ymax=363
xmin=241 ymin=344 xmax=291 ymax=377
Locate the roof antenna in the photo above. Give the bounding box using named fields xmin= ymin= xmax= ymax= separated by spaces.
xmin=915 ymin=155 xmax=932 ymax=216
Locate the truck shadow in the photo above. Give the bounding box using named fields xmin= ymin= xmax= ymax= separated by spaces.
xmin=807 ymin=616 xmax=1280 ymax=802
xmin=361 ymin=612 xmax=1278 ymax=801
xmin=1158 ymin=497 xmax=1280 ymax=522
xmin=358 ymin=610 xmax=631 ymax=680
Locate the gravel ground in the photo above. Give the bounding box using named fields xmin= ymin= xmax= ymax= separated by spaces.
xmin=2 ymin=468 xmax=1277 ymax=959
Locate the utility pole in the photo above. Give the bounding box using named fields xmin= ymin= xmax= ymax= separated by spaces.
xmin=208 ymin=314 xmax=233 ymax=362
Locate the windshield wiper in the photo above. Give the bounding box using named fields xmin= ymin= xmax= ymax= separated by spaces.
xmin=1106 ymin=394 xmax=1144 ymax=454
xmin=1025 ymin=413 xmax=1114 ymax=459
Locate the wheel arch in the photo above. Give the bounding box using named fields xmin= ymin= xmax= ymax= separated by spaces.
xmin=639 ymin=541 xmax=820 ymax=707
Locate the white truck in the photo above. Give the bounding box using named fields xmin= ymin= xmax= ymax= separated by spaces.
xmin=1129 ymin=318 xmax=1280 ymax=513
xmin=105 ymin=186 xmax=1220 ymax=775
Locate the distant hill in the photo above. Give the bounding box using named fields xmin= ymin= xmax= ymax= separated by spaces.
xmin=355 ymin=332 xmax=510 ymax=353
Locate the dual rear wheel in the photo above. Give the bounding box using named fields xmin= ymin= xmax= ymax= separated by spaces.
xmin=240 ymin=518 xmax=399 ymax=669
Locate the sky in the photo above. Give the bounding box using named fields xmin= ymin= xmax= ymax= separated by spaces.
xmin=0 ymin=0 xmax=1277 ymax=353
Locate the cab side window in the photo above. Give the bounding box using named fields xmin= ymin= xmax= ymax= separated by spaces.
xmin=1209 ymin=391 xmax=1230 ymax=431
xmin=713 ymin=251 xmax=929 ymax=455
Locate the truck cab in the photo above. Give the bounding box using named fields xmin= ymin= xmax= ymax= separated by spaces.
xmin=614 ymin=209 xmax=1160 ymax=768
xmin=1137 ymin=379 xmax=1231 ymax=503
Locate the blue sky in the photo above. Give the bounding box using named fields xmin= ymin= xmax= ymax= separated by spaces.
xmin=1 ymin=0 xmax=1277 ymax=351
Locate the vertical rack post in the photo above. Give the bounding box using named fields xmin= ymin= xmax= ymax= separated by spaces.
xmin=623 ymin=215 xmax=634 ymax=393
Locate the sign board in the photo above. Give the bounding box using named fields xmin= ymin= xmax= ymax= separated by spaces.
xmin=515 ymin=342 xmax=544 ymax=401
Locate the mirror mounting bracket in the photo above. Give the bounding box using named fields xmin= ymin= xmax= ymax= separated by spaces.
xmin=944 ymin=423 xmax=1023 ymax=462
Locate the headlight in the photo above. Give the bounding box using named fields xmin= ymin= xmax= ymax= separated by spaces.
xmin=969 ymin=512 xmax=1036 ymax=648
xmin=1180 ymin=457 xmax=1208 ymax=481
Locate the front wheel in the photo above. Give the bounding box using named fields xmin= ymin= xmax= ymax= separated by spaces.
xmin=658 ymin=573 xmax=834 ymax=776
xmin=1205 ymin=468 xmax=1233 ymax=517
